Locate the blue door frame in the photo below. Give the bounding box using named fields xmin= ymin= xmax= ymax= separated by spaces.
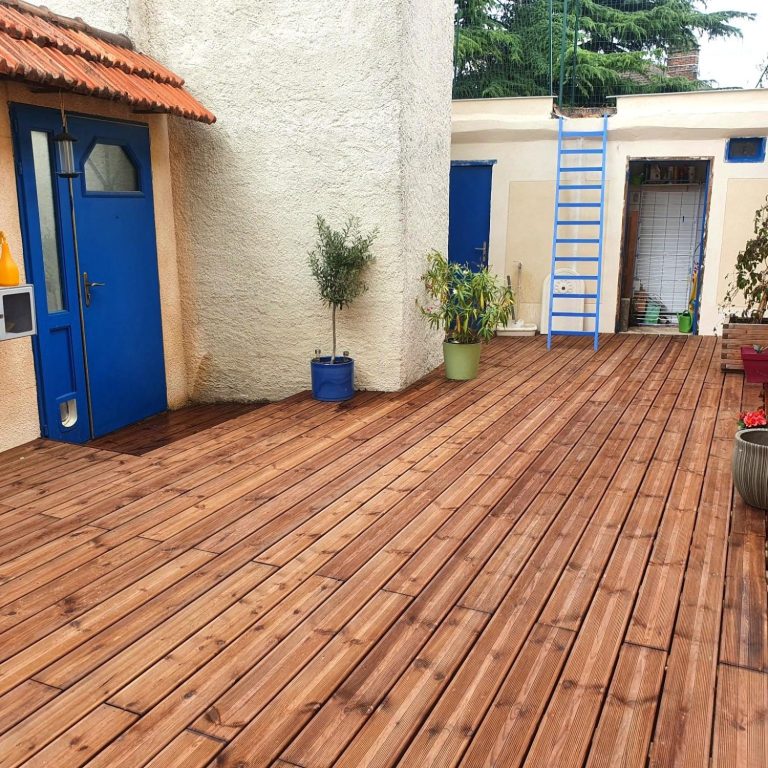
xmin=449 ymin=160 xmax=495 ymax=271
xmin=11 ymin=104 xmax=167 ymax=442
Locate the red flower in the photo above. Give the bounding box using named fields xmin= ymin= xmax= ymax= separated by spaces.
xmin=740 ymin=408 xmax=768 ymax=428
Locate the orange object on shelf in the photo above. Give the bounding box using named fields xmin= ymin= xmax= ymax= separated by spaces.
xmin=0 ymin=231 xmax=20 ymax=287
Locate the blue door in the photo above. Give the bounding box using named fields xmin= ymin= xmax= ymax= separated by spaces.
xmin=448 ymin=161 xmax=495 ymax=271
xmin=12 ymin=105 xmax=167 ymax=442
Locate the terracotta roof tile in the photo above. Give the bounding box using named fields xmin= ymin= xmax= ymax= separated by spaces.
xmin=0 ymin=0 xmax=214 ymax=123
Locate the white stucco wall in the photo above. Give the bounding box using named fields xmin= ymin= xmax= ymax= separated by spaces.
xmin=452 ymin=91 xmax=768 ymax=334
xmin=82 ymin=0 xmax=453 ymax=401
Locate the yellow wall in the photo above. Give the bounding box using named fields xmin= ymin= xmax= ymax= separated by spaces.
xmin=0 ymin=82 xmax=188 ymax=454
xmin=453 ymin=91 xmax=768 ymax=333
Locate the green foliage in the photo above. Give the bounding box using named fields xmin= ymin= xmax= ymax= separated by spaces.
xmin=308 ymin=216 xmax=377 ymax=359
xmin=725 ymin=198 xmax=768 ymax=322
xmin=453 ymin=0 xmax=752 ymax=105
xmin=419 ymin=250 xmax=515 ymax=344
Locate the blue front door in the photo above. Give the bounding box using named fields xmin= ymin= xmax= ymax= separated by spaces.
xmin=12 ymin=105 xmax=167 ymax=442
xmin=448 ymin=161 xmax=494 ymax=271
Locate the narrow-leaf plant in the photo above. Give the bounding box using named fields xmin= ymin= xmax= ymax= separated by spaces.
xmin=308 ymin=216 xmax=377 ymax=361
xmin=418 ymin=250 xmax=515 ymax=343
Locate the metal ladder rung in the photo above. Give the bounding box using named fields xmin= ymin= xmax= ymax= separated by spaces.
xmin=555 ymin=238 xmax=600 ymax=244
xmin=561 ymin=130 xmax=604 ymax=137
xmin=559 ymin=184 xmax=601 ymax=190
xmin=560 ymin=166 xmax=604 ymax=172
xmin=563 ymin=293 xmax=598 ymax=299
xmin=552 ymin=312 xmax=597 ymax=318
xmin=550 ymin=330 xmax=596 ymax=336
xmin=560 ymin=148 xmax=603 ymax=155
xmin=556 ymin=220 xmax=600 ymax=226
xmin=553 ymin=274 xmax=599 ymax=280
xmin=557 ymin=202 xmax=601 ymax=208
xmin=554 ymin=256 xmax=599 ymax=262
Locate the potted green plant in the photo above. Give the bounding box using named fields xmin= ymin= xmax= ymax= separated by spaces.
xmin=308 ymin=215 xmax=376 ymax=401
xmin=418 ymin=250 xmax=514 ymax=381
xmin=722 ymin=197 xmax=768 ymax=371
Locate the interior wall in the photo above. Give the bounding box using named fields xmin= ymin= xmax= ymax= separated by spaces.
xmin=0 ymin=82 xmax=187 ymax=453
xmin=452 ymin=91 xmax=768 ymax=335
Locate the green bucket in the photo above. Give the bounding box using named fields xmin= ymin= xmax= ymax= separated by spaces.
xmin=443 ymin=341 xmax=481 ymax=380
xmin=677 ymin=312 xmax=693 ymax=334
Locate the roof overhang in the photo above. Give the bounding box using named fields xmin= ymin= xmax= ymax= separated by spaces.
xmin=0 ymin=0 xmax=215 ymax=124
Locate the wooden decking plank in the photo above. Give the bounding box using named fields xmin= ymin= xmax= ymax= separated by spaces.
xmin=319 ymin=336 xmax=642 ymax=583
xmin=89 ymin=590 xmax=410 ymax=768
xmin=584 ymin=644 xmax=667 ymax=768
xmin=719 ymin=496 xmax=768 ymax=672
xmin=519 ymin=340 xmax=715 ymax=768
xmin=108 ymin=574 xmax=340 ymax=714
xmin=647 ymin=370 xmax=741 ymax=768
xmin=21 ymin=703 xmax=137 ymax=768
xmin=143 ymin=729 xmax=224 ymax=767
xmin=0 ymin=680 xmax=59 ymax=737
xmin=0 ymin=538 xmax=167 ymax=648
xmin=394 ymin=339 xmax=680 ymax=766
xmin=194 ymin=590 xmax=410 ymax=768
xmin=712 ymin=664 xmax=768 ymax=768
xmin=0 ymin=336 xmax=758 ymax=768
xmin=0 ymin=548 xmax=213 ymax=694
xmin=34 ymin=560 xmax=274 ymax=689
xmin=287 ymin=605 xmax=488 ymax=768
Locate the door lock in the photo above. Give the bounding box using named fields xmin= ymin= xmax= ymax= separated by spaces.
xmin=474 ymin=241 xmax=489 ymax=267
xmin=82 ymin=272 xmax=105 ymax=307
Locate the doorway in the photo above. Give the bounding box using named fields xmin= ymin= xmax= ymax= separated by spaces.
xmin=12 ymin=104 xmax=167 ymax=443
xmin=617 ymin=159 xmax=710 ymax=334
xmin=449 ymin=161 xmax=495 ymax=271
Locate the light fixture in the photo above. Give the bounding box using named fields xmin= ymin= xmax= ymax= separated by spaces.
xmin=54 ymin=92 xmax=78 ymax=178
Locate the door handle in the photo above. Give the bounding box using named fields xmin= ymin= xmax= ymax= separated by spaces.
xmin=474 ymin=241 xmax=488 ymax=267
xmin=82 ymin=272 xmax=105 ymax=307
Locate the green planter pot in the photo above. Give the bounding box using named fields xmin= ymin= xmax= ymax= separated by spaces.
xmin=443 ymin=341 xmax=481 ymax=381
xmin=732 ymin=428 xmax=768 ymax=510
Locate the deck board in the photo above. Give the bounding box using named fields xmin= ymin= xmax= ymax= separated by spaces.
xmin=0 ymin=335 xmax=763 ymax=768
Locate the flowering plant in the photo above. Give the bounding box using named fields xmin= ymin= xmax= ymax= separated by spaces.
xmin=738 ymin=407 xmax=767 ymax=430
xmin=418 ymin=250 xmax=514 ymax=344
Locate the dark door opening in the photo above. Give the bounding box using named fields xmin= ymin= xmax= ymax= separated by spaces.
xmin=617 ymin=159 xmax=710 ymax=334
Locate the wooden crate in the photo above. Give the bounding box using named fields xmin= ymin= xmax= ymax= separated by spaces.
xmin=721 ymin=321 xmax=768 ymax=372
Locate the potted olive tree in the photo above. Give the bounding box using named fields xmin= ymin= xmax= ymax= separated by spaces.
xmin=418 ymin=250 xmax=514 ymax=381
xmin=308 ymin=215 xmax=376 ymax=401
xmin=722 ymin=197 xmax=768 ymax=371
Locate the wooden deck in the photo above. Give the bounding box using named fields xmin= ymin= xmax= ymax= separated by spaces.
xmin=0 ymin=334 xmax=765 ymax=768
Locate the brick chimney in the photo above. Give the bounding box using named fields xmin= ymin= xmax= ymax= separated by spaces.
xmin=667 ymin=48 xmax=699 ymax=81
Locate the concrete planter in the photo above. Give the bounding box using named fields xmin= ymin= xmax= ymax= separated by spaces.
xmin=721 ymin=321 xmax=768 ymax=372
xmin=443 ymin=341 xmax=481 ymax=381
xmin=732 ymin=428 xmax=768 ymax=510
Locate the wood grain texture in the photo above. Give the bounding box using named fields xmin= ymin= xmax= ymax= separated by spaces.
xmin=0 ymin=335 xmax=760 ymax=768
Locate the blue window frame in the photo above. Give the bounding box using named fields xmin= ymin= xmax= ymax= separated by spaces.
xmin=725 ymin=137 xmax=766 ymax=164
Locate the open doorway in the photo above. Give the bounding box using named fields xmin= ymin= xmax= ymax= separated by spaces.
xmin=617 ymin=159 xmax=710 ymax=334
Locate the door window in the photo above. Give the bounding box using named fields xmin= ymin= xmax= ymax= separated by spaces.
xmin=30 ymin=131 xmax=65 ymax=312
xmin=84 ymin=143 xmax=139 ymax=192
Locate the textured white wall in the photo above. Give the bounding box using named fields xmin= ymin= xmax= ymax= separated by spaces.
xmin=134 ymin=0 xmax=453 ymax=399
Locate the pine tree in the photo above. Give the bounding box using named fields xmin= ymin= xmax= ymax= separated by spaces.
xmin=453 ymin=0 xmax=751 ymax=105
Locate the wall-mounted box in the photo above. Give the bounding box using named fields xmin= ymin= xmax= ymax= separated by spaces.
xmin=0 ymin=285 xmax=36 ymax=341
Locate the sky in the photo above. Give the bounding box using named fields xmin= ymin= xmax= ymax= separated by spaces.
xmin=697 ymin=0 xmax=768 ymax=88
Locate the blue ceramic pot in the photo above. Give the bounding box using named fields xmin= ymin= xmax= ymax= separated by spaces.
xmin=311 ymin=356 xmax=354 ymax=401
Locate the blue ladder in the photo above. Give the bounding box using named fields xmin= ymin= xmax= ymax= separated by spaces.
xmin=547 ymin=115 xmax=608 ymax=352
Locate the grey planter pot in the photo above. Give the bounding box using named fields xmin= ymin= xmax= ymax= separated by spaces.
xmin=732 ymin=428 xmax=768 ymax=510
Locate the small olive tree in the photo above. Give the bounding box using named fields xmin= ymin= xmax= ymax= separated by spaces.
xmin=308 ymin=216 xmax=377 ymax=361
xmin=725 ymin=197 xmax=768 ymax=322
